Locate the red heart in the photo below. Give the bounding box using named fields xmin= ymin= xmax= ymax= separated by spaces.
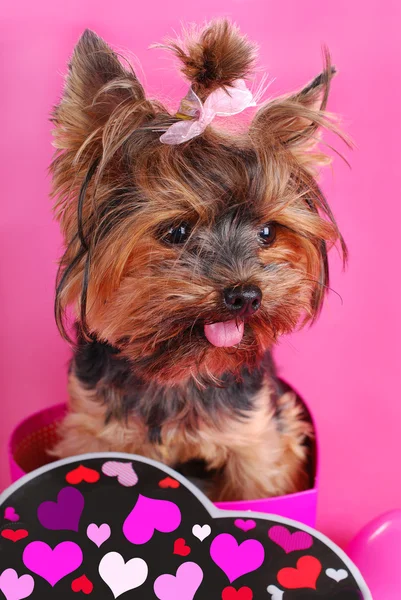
xmin=277 ymin=555 xmax=322 ymax=590
xmin=174 ymin=537 xmax=191 ymax=556
xmin=66 ymin=465 xmax=100 ymax=485
xmin=71 ymin=575 xmax=93 ymax=594
xmin=159 ymin=476 xmax=180 ymax=489
xmin=1 ymin=529 xmax=29 ymax=542
xmin=222 ymin=587 xmax=253 ymax=600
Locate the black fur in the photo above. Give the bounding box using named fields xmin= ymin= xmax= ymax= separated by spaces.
xmin=77 ymin=158 xmax=100 ymax=251
xmin=73 ymin=333 xmax=282 ymax=442
xmin=300 ymin=66 xmax=336 ymax=97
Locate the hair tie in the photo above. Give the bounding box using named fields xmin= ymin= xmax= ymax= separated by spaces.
xmin=160 ymin=79 xmax=256 ymax=145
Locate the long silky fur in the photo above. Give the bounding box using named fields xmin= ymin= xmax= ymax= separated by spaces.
xmin=49 ymin=20 xmax=348 ymax=501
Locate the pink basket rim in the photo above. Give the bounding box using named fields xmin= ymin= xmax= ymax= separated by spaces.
xmin=8 ymin=403 xmax=67 ymax=464
xmin=8 ymin=380 xmax=319 ymax=487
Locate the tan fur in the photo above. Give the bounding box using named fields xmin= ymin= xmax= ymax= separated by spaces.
xmin=160 ymin=19 xmax=256 ymax=98
xmin=53 ymin=373 xmax=312 ymax=501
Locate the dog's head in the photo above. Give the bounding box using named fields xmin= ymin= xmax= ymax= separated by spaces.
xmin=52 ymin=20 xmax=347 ymax=384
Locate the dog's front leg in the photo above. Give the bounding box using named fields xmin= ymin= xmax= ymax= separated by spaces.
xmin=51 ymin=373 xmax=148 ymax=459
xmin=210 ymin=390 xmax=312 ymax=502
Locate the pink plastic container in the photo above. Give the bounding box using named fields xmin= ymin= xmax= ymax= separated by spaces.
xmin=8 ymin=384 xmax=318 ymax=527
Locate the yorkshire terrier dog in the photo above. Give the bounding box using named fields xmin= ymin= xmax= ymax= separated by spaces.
xmin=51 ymin=20 xmax=346 ymax=501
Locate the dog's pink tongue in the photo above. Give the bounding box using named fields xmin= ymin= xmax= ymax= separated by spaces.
xmin=204 ymin=320 xmax=244 ymax=347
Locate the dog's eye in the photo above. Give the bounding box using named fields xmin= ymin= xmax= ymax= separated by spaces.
xmin=164 ymin=223 xmax=190 ymax=244
xmin=258 ymin=223 xmax=277 ymax=246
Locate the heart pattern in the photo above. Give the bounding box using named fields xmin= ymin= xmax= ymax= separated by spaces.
xmin=4 ymin=507 xmax=19 ymax=522
xmin=210 ymin=533 xmax=265 ymax=583
xmin=37 ymin=487 xmax=84 ymax=532
xmin=99 ymin=552 xmax=148 ymax=598
xmin=154 ymin=562 xmax=203 ymax=600
xmin=234 ymin=519 xmax=256 ymax=532
xmin=23 ymin=541 xmax=83 ymax=586
xmin=174 ymin=538 xmax=191 ymax=556
xmin=266 ymin=584 xmax=284 ymax=600
xmin=87 ymin=523 xmax=111 ymax=547
xmin=0 ymin=454 xmax=370 ymax=599
xmin=268 ymin=525 xmax=313 ymax=553
xmin=66 ymin=465 xmax=100 ymax=485
xmin=1 ymin=529 xmax=28 ymax=542
xmin=326 ymin=568 xmax=348 ymax=582
xmin=0 ymin=569 xmax=34 ymax=600
xmin=192 ymin=524 xmax=211 ymax=541
xmin=277 ymin=555 xmax=322 ymax=590
xmin=159 ymin=477 xmax=180 ymax=489
xmin=71 ymin=574 xmax=94 ymax=594
xmin=102 ymin=461 xmax=138 ymax=487
xmin=102 ymin=460 xmax=138 ymax=487
xmin=123 ymin=494 xmax=181 ymax=545
xmin=222 ymin=586 xmax=253 ymax=599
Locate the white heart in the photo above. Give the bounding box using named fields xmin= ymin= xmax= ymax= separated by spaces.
xmin=267 ymin=584 xmax=284 ymax=600
xmin=326 ymin=568 xmax=348 ymax=582
xmin=99 ymin=552 xmax=148 ymax=598
xmin=192 ymin=524 xmax=211 ymax=542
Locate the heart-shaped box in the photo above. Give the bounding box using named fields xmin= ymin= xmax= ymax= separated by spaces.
xmin=0 ymin=453 xmax=371 ymax=599
xmin=8 ymin=381 xmax=318 ymax=526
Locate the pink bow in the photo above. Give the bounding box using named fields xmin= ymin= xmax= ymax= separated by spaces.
xmin=160 ymin=79 xmax=256 ymax=145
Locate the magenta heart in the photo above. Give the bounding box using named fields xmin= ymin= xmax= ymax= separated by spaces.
xmin=4 ymin=507 xmax=19 ymax=522
xmin=37 ymin=487 xmax=84 ymax=532
xmin=235 ymin=519 xmax=256 ymax=532
xmin=123 ymin=494 xmax=181 ymax=545
xmin=23 ymin=541 xmax=83 ymax=586
xmin=154 ymin=562 xmax=203 ymax=600
xmin=210 ymin=533 xmax=265 ymax=583
xmin=102 ymin=461 xmax=138 ymax=487
xmin=268 ymin=525 xmax=313 ymax=553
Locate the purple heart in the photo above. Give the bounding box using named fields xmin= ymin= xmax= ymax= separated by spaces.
xmin=123 ymin=494 xmax=181 ymax=545
xmin=23 ymin=541 xmax=83 ymax=586
xmin=154 ymin=562 xmax=203 ymax=600
xmin=210 ymin=533 xmax=265 ymax=583
xmin=268 ymin=525 xmax=313 ymax=553
xmin=37 ymin=487 xmax=84 ymax=532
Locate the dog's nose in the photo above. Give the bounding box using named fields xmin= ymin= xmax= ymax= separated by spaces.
xmin=223 ymin=284 xmax=262 ymax=317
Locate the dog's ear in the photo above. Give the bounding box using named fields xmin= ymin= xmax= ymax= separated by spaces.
xmin=51 ymin=29 xmax=157 ymax=233
xmin=52 ymin=29 xmax=147 ymax=154
xmin=250 ymin=52 xmax=337 ymax=170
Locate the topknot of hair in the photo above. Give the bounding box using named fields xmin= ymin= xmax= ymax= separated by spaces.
xmin=163 ymin=19 xmax=257 ymax=97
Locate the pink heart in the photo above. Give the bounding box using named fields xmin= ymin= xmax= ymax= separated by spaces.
xmin=210 ymin=533 xmax=265 ymax=583
xmin=4 ymin=507 xmax=19 ymax=522
xmin=154 ymin=562 xmax=203 ymax=600
xmin=87 ymin=523 xmax=111 ymax=547
xmin=234 ymin=519 xmax=256 ymax=532
xmin=0 ymin=569 xmax=34 ymax=600
xmin=22 ymin=541 xmax=83 ymax=586
xmin=123 ymin=494 xmax=181 ymax=545
xmin=268 ymin=525 xmax=313 ymax=553
xmin=102 ymin=461 xmax=138 ymax=487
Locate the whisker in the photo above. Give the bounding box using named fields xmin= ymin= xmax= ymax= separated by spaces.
xmin=303 ymin=278 xmax=344 ymax=305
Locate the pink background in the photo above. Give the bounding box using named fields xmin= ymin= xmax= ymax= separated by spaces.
xmin=1 ymin=0 xmax=400 ymax=547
